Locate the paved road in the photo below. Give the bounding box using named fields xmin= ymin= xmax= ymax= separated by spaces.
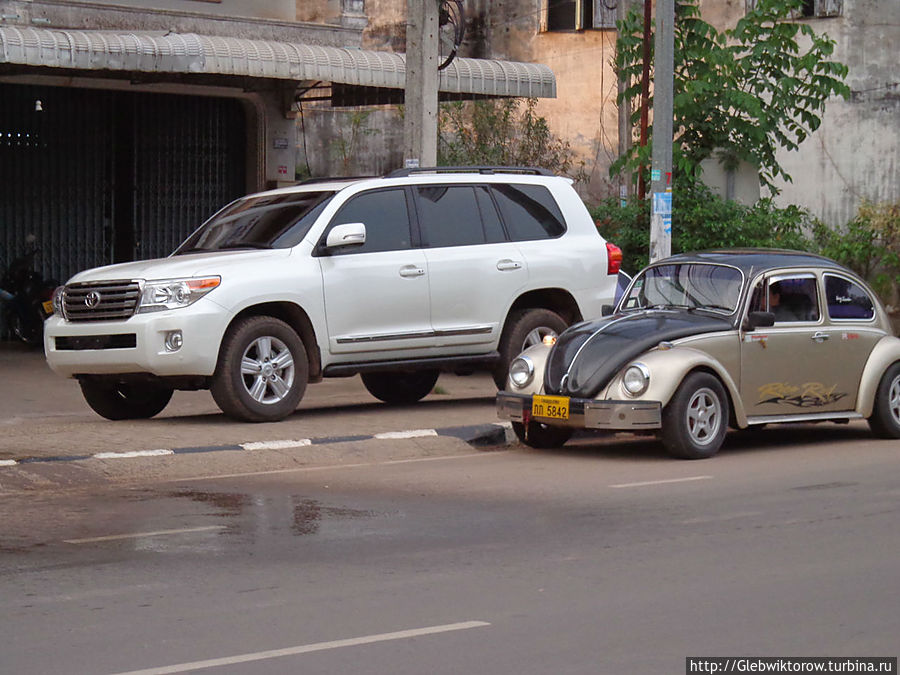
xmin=1 ymin=425 xmax=898 ymax=674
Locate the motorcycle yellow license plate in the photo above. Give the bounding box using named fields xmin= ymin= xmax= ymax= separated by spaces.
xmin=42 ymin=300 xmax=54 ymax=315
xmin=532 ymin=394 xmax=570 ymax=420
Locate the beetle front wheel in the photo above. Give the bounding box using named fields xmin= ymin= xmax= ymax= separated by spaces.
xmin=660 ymin=372 xmax=728 ymax=459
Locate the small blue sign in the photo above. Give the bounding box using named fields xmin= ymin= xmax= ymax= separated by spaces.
xmin=662 ymin=214 xmax=672 ymax=235
xmin=652 ymin=192 xmax=672 ymax=215
xmin=651 ymin=169 xmax=662 ymax=181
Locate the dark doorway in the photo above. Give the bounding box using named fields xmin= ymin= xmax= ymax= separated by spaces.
xmin=0 ymin=84 xmax=246 ymax=286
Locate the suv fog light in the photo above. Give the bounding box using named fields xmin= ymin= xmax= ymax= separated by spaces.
xmin=622 ymin=363 xmax=650 ymax=396
xmin=509 ymin=355 xmax=535 ymax=388
xmin=165 ymin=330 xmax=184 ymax=352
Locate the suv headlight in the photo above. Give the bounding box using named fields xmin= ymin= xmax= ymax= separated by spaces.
xmin=138 ymin=277 xmax=221 ymax=313
xmin=509 ymin=355 xmax=535 ymax=388
xmin=622 ymin=363 xmax=650 ymax=397
xmin=51 ymin=285 xmax=66 ymax=315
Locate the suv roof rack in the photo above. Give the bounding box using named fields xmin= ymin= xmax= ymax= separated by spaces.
xmin=385 ymin=166 xmax=556 ymax=178
xmin=299 ymin=175 xmax=379 ymax=185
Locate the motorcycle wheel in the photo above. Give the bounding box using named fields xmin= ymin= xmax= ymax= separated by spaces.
xmin=9 ymin=310 xmax=43 ymax=347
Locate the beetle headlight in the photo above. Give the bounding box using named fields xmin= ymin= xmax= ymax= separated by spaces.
xmin=622 ymin=363 xmax=650 ymax=396
xmin=508 ymin=355 xmax=535 ymax=388
xmin=138 ymin=276 xmax=221 ymax=313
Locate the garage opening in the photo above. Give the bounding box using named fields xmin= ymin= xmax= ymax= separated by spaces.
xmin=0 ymin=84 xmax=246 ymax=289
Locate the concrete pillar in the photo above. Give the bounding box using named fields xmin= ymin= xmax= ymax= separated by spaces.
xmin=403 ymin=0 xmax=439 ymax=167
xmin=649 ymin=0 xmax=674 ymax=262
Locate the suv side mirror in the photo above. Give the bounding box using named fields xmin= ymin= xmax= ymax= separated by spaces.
xmin=325 ymin=222 xmax=366 ymax=250
xmin=601 ymin=304 xmax=615 ymax=317
xmin=746 ymin=310 xmax=775 ymax=330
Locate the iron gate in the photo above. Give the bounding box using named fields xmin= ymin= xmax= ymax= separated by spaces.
xmin=0 ymin=84 xmax=246 ymax=287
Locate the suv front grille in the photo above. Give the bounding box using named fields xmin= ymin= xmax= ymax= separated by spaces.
xmin=63 ymin=281 xmax=141 ymax=322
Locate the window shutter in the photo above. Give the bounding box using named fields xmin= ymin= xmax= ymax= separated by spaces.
xmin=594 ymin=0 xmax=617 ymax=28
xmin=540 ymin=0 xmax=549 ymax=32
xmin=817 ymin=0 xmax=843 ymax=16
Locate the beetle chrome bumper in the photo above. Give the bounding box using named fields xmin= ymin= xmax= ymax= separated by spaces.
xmin=497 ymin=392 xmax=662 ymax=430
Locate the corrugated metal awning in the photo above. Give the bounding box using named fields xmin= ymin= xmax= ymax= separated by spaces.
xmin=0 ymin=26 xmax=556 ymax=99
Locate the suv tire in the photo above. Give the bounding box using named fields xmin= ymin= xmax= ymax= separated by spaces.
xmin=211 ymin=316 xmax=308 ymax=423
xmin=361 ymin=370 xmax=439 ymax=405
xmin=494 ymin=308 xmax=568 ymax=389
xmin=80 ymin=380 xmax=173 ymax=420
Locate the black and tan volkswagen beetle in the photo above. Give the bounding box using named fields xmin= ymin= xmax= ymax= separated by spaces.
xmin=497 ymin=249 xmax=900 ymax=458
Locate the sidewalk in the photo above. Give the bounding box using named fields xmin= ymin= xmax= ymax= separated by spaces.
xmin=0 ymin=341 xmax=510 ymax=466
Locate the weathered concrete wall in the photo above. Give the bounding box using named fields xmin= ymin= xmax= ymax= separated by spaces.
xmin=25 ymin=0 xmax=296 ymax=22
xmin=703 ymin=0 xmax=899 ymax=226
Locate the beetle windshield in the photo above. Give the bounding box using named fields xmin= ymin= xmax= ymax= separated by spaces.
xmin=174 ymin=191 xmax=335 ymax=254
xmin=620 ymin=263 xmax=744 ymax=314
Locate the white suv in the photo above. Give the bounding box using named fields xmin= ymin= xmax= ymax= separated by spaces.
xmin=44 ymin=167 xmax=622 ymax=422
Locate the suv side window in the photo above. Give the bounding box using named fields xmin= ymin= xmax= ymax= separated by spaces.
xmin=326 ymin=188 xmax=413 ymax=254
xmin=825 ymin=274 xmax=875 ymax=321
xmin=416 ymin=185 xmax=487 ymax=248
xmin=491 ymin=184 xmax=566 ymax=241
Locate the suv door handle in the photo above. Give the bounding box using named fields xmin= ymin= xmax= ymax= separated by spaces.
xmin=497 ymin=259 xmax=523 ymax=271
xmin=399 ymin=265 xmax=426 ymax=278
xmin=811 ymin=331 xmax=830 ymax=343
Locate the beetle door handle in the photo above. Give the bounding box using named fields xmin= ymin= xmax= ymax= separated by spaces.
xmin=399 ymin=265 xmax=425 ymax=278
xmin=497 ymin=259 xmax=523 ymax=271
xmin=811 ymin=331 xmax=830 ymax=343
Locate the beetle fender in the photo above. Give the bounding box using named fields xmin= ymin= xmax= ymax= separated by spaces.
xmin=604 ymin=347 xmax=745 ymax=427
xmin=856 ymin=335 xmax=900 ymax=417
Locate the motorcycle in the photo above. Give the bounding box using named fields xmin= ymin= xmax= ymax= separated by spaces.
xmin=0 ymin=242 xmax=58 ymax=347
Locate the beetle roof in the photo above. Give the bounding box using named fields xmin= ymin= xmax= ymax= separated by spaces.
xmin=654 ymin=249 xmax=845 ymax=278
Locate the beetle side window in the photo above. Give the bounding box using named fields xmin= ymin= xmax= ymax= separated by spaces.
xmin=767 ymin=276 xmax=820 ymax=323
xmin=416 ymin=186 xmax=486 ymax=248
xmin=326 ymin=189 xmax=412 ymax=254
xmin=491 ymin=184 xmax=566 ymax=241
xmin=825 ymin=274 xmax=875 ymax=320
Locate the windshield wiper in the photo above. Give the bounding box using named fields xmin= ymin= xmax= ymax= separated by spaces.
xmin=645 ymin=303 xmax=692 ymax=311
xmin=174 ymin=247 xmax=213 ymax=255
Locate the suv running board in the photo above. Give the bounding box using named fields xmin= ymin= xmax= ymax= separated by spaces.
xmin=323 ymin=352 xmax=501 ymax=377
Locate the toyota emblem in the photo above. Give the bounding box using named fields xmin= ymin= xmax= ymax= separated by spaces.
xmin=85 ymin=291 xmax=102 ymax=308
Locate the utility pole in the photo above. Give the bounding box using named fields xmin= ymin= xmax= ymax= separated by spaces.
xmin=616 ymin=0 xmax=632 ymax=206
xmin=404 ymin=0 xmax=439 ymax=168
xmin=649 ymin=0 xmax=674 ymax=262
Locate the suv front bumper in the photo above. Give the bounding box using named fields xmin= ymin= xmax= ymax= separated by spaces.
xmin=497 ymin=391 xmax=662 ymax=430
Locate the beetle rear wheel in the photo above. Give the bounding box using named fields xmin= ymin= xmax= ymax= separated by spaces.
xmin=868 ymin=362 xmax=900 ymax=439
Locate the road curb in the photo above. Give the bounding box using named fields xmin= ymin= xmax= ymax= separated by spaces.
xmin=0 ymin=422 xmax=516 ymax=467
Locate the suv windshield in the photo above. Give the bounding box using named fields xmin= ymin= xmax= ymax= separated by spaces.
xmin=620 ymin=263 xmax=744 ymax=314
xmin=175 ymin=191 xmax=335 ymax=254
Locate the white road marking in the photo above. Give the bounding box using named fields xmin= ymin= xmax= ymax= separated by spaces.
xmin=92 ymin=449 xmax=174 ymax=460
xmin=609 ymin=475 xmax=713 ymax=489
xmin=241 ymin=439 xmax=312 ymax=451
xmin=108 ymin=621 xmax=491 ymax=675
xmin=165 ymin=451 xmax=509 ymax=483
xmin=373 ymin=429 xmax=438 ymax=439
xmin=64 ymin=525 xmax=226 ymax=544
xmin=0 ymin=459 xmax=17 ymax=466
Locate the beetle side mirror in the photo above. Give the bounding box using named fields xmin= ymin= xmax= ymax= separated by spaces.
xmin=601 ymin=304 xmax=615 ymax=317
xmin=746 ymin=311 xmax=775 ymax=330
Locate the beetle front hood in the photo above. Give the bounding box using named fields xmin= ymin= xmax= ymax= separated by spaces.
xmin=545 ymin=310 xmax=733 ymax=397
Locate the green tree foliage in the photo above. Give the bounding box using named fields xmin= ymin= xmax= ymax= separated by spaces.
xmin=438 ymin=98 xmax=585 ymax=179
xmin=592 ymin=178 xmax=815 ymax=273
xmin=612 ymin=0 xmax=850 ymax=191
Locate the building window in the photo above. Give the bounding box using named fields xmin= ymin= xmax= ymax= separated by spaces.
xmin=745 ymin=0 xmax=842 ymax=18
xmin=545 ymin=0 xmax=616 ymax=32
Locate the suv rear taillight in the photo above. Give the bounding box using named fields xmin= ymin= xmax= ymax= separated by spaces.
xmin=606 ymin=242 xmax=623 ymax=275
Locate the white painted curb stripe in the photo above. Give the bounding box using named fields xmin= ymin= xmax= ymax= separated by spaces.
xmin=610 ymin=475 xmax=713 ymax=489
xmin=108 ymin=620 xmax=491 ymax=675
xmin=0 ymin=459 xmax=17 ymax=466
xmin=373 ymin=429 xmax=438 ymax=440
xmin=241 ymin=439 xmax=312 ymax=451
xmin=64 ymin=525 xmax=226 ymax=544
xmin=93 ymin=449 xmax=174 ymax=460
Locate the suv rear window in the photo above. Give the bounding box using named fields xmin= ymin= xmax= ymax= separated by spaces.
xmin=416 ymin=185 xmax=506 ymax=247
xmin=491 ymin=184 xmax=566 ymax=241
